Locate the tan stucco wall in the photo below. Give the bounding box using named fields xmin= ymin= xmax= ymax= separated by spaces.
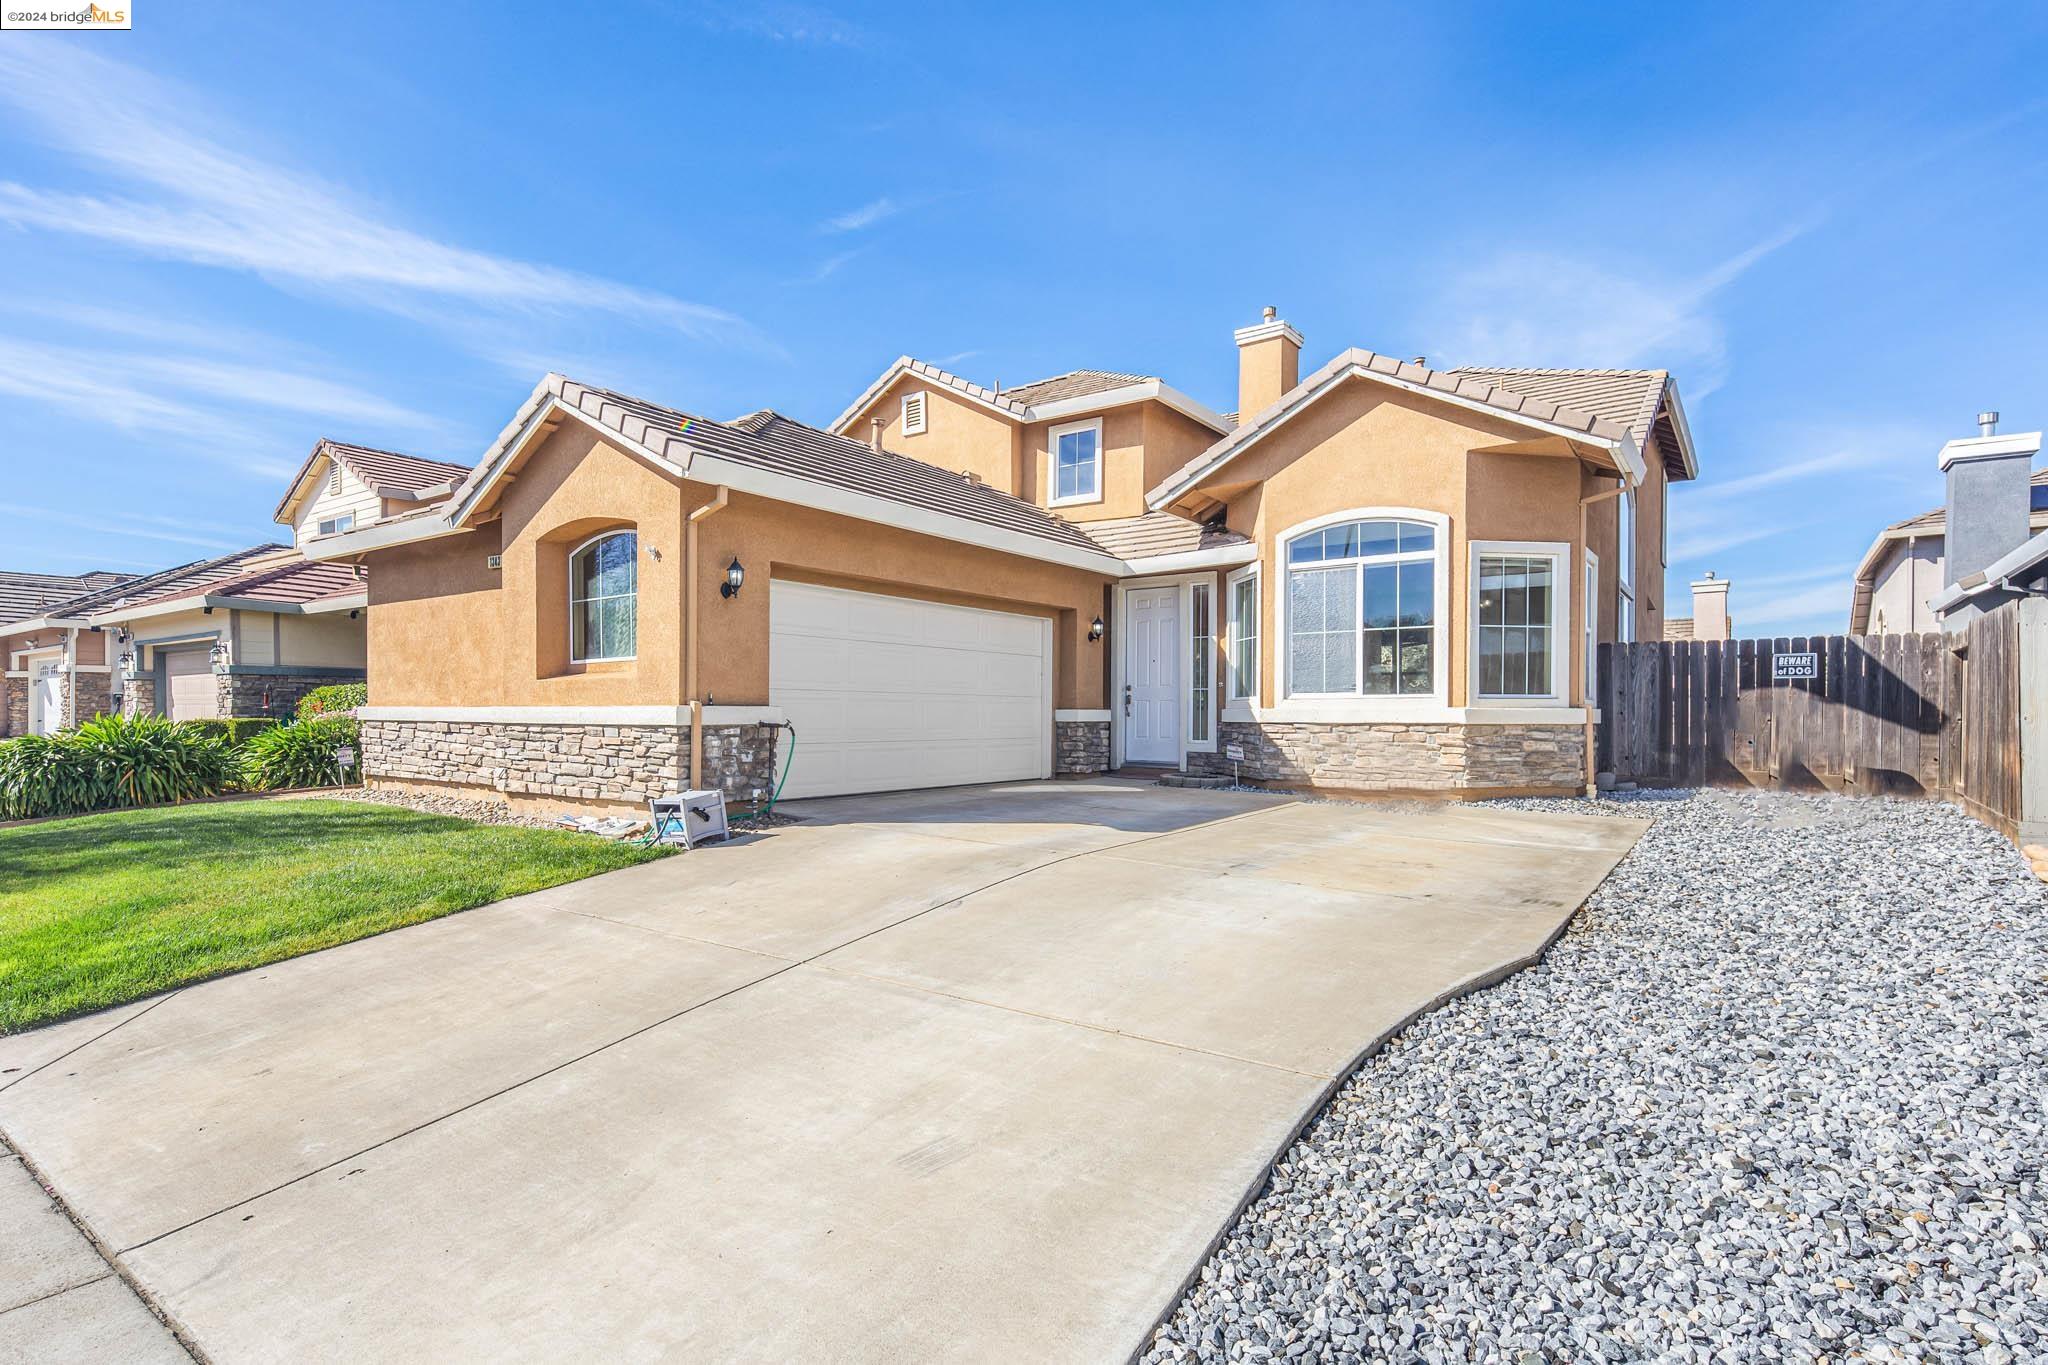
xmin=1210 ymin=379 xmax=1611 ymax=709
xmin=853 ymin=374 xmax=1023 ymax=496
xmin=362 ymin=422 xmax=1112 ymax=712
xmin=278 ymin=611 xmax=369 ymax=668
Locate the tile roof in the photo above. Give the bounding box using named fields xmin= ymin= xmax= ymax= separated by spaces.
xmin=0 ymin=570 xmax=131 ymax=630
xmin=327 ymin=442 xmax=470 ymax=500
xmin=1077 ymin=512 xmax=1251 ymax=560
xmin=460 ymin=377 xmax=1110 ymax=559
xmin=999 ymin=370 xmax=1153 ymax=406
xmin=53 ymin=545 xmax=293 ymax=621
xmin=1150 ymin=350 xmax=1649 ymax=512
xmin=1450 ymin=368 xmax=1693 ymax=481
xmin=114 ymin=555 xmax=364 ymax=614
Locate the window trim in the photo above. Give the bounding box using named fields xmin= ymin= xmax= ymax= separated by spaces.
xmin=1583 ymin=550 xmax=1600 ymax=709
xmin=900 ymin=391 xmax=928 ymax=436
xmin=1467 ymin=539 xmax=1572 ymax=707
xmin=1047 ymin=417 xmax=1104 ymax=508
xmin=1225 ymin=563 xmax=1260 ymax=711
xmin=567 ymin=529 xmax=640 ymax=665
xmin=1185 ymin=579 xmax=1217 ymax=752
xmin=1273 ymin=507 xmax=1450 ymax=709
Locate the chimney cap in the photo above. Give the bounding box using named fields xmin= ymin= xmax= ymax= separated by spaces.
xmin=1978 ymin=410 xmax=2000 ymax=436
xmin=1261 ymin=305 xmax=1276 ymax=321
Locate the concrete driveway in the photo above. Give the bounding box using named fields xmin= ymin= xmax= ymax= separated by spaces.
xmin=0 ymin=780 xmax=1644 ymax=1363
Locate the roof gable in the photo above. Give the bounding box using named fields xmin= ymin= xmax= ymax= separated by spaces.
xmin=1147 ymin=349 xmax=1648 ymax=512
xmin=0 ymin=570 xmax=132 ymax=630
xmin=829 ymin=357 xmax=1230 ymax=437
xmin=274 ymin=438 xmax=470 ymax=524
xmin=1450 ymin=368 xmax=1696 ymax=482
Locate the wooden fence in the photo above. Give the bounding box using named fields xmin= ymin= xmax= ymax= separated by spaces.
xmin=1597 ymin=601 xmax=2023 ymax=838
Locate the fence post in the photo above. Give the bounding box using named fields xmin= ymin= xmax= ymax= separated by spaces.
xmin=2020 ymin=599 xmax=2048 ymax=846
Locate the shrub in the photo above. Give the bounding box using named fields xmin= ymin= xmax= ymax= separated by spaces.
xmin=0 ymin=715 xmax=237 ymax=820
xmin=296 ymin=683 xmax=368 ymax=720
xmin=240 ymin=716 xmax=362 ymax=791
xmin=186 ymin=717 xmax=280 ymax=748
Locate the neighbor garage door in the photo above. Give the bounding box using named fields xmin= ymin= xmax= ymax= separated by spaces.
xmin=164 ymin=649 xmax=220 ymax=721
xmin=769 ymin=580 xmax=1052 ymax=800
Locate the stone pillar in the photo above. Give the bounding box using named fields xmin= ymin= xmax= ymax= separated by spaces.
xmin=122 ymin=676 xmax=157 ymax=719
xmin=1054 ymin=719 xmax=1110 ymax=775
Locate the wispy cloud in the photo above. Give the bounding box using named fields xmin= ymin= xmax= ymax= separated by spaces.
xmin=1740 ymin=579 xmax=1852 ymax=628
xmin=822 ymin=196 xmax=901 ymax=233
xmin=0 ymin=501 xmax=248 ymax=552
xmin=787 ymin=248 xmax=864 ymax=285
xmin=1668 ymin=521 xmax=1800 ymax=563
xmin=0 ymin=47 xmax=747 ymax=345
xmin=937 ymin=349 xmax=981 ymax=367
xmin=1425 ymin=222 xmax=1812 ymax=398
xmin=688 ymin=2 xmax=868 ymax=47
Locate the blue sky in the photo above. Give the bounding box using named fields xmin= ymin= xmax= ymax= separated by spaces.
xmin=1 ymin=2 xmax=2044 ymax=633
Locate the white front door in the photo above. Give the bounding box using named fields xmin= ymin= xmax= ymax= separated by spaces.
xmin=1123 ymin=586 xmax=1180 ymax=765
xmin=30 ymin=662 xmax=62 ymax=735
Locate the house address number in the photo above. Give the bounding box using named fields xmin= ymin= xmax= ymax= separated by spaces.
xmin=1771 ymin=652 xmax=1819 ymax=682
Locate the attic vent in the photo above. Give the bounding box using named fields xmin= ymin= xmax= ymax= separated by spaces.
xmin=901 ymin=391 xmax=928 ymax=436
xmin=328 ymin=463 xmax=342 ymax=495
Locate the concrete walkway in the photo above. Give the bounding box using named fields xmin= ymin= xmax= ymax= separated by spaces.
xmin=0 ymin=780 xmax=1644 ymax=1363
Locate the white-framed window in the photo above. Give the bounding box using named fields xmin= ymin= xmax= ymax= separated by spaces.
xmin=1281 ymin=513 xmax=1444 ymax=699
xmin=317 ymin=512 xmax=355 ymax=536
xmin=901 ymin=391 xmax=928 ymax=436
xmin=1617 ymin=485 xmax=1636 ymax=644
xmin=1049 ymin=418 xmax=1102 ymax=506
xmin=1226 ymin=564 xmax=1259 ymax=703
xmin=1470 ymin=541 xmax=1571 ymax=703
xmin=569 ymin=530 xmax=638 ymax=663
xmin=1189 ymin=580 xmax=1213 ymax=745
xmin=1583 ymin=551 xmax=1599 ymax=707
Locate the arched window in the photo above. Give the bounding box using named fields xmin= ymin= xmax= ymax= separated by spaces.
xmin=569 ymin=531 xmax=638 ymax=662
xmin=1283 ymin=516 xmax=1440 ymax=698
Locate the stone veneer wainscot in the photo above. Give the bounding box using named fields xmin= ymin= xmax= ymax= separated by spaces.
xmin=1054 ymin=719 xmax=1111 ymax=776
xmin=360 ymin=718 xmax=782 ymax=810
xmin=1186 ymin=719 xmax=1585 ymax=794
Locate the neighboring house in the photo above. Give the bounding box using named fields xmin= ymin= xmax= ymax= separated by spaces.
xmin=1920 ymin=420 xmax=2047 ymax=628
xmin=1664 ymin=574 xmax=1733 ymax=641
xmin=273 ymin=439 xmax=471 ymax=546
xmin=0 ymin=545 xmax=368 ymax=734
xmin=1850 ymin=470 xmax=2048 ymax=634
xmin=298 ymin=307 xmax=1698 ymax=812
xmin=0 ymin=568 xmax=134 ymax=737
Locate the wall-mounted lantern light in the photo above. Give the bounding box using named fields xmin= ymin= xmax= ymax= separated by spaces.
xmin=209 ymin=639 xmax=232 ymax=673
xmin=721 ymin=556 xmax=746 ymax=599
xmin=1089 ymin=615 xmax=1105 ymax=642
xmin=118 ymin=651 xmax=136 ymax=676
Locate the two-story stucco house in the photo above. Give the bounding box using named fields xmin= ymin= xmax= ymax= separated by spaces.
xmin=301 ymin=308 xmax=1696 ymax=812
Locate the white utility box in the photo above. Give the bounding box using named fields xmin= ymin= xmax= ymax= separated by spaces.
xmin=648 ymin=789 xmax=731 ymax=848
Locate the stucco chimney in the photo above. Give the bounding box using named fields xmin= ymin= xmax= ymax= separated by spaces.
xmin=1689 ymin=572 xmax=1732 ymax=640
xmin=1234 ymin=306 xmax=1302 ymax=422
xmin=1937 ymin=416 xmax=2042 ymax=593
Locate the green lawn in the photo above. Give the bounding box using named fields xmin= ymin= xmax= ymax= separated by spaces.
xmin=0 ymin=799 xmax=667 ymax=1034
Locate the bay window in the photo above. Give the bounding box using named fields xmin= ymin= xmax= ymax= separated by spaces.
xmin=1471 ymin=543 xmax=1568 ymax=702
xmin=1282 ymin=515 xmax=1441 ymax=699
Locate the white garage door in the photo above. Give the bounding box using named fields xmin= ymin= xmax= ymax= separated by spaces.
xmin=164 ymin=649 xmax=220 ymax=721
xmin=770 ymin=580 xmax=1052 ymax=800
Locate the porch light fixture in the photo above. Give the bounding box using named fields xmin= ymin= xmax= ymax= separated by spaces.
xmin=721 ymin=556 xmax=745 ymax=599
xmin=118 ymin=651 xmax=136 ymax=676
xmin=209 ymin=639 xmax=231 ymax=672
xmin=1089 ymin=615 xmax=1105 ymax=642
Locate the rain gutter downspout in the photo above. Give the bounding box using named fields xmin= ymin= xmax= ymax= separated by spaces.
xmin=685 ymin=486 xmax=730 ymax=791
xmin=1577 ymin=465 xmax=1630 ymax=799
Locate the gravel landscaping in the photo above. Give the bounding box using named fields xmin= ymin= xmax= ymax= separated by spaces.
xmin=1142 ymin=789 xmax=2048 ymax=1364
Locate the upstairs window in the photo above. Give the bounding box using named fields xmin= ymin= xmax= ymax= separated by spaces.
xmin=901 ymin=391 xmax=928 ymax=436
xmin=1050 ymin=418 xmax=1102 ymax=505
xmin=569 ymin=531 xmax=638 ymax=663
xmin=317 ymin=512 xmax=354 ymax=535
xmin=1284 ymin=517 xmax=1439 ymax=698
